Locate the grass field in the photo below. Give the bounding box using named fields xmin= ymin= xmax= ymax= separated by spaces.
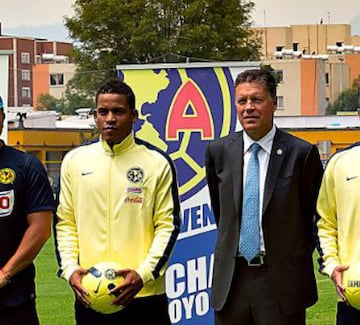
xmin=34 ymin=238 xmax=338 ymax=324
xmin=35 ymin=238 xmax=74 ymax=324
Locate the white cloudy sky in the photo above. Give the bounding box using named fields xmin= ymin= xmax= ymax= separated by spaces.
xmin=252 ymin=0 xmax=360 ymax=27
xmin=0 ymin=0 xmax=359 ymax=40
xmin=0 ymin=0 xmax=74 ymax=27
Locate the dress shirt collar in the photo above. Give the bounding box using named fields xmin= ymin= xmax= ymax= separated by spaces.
xmin=243 ymin=125 xmax=276 ymax=155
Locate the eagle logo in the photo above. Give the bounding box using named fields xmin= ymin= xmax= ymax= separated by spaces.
xmin=127 ymin=167 xmax=144 ymax=183
xmin=0 ymin=168 xmax=16 ymax=184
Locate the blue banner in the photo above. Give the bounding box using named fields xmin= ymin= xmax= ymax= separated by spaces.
xmin=117 ymin=62 xmax=258 ymax=324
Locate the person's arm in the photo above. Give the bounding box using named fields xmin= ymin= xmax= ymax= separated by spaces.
xmin=0 ymin=153 xmax=54 ymax=288
xmin=0 ymin=211 xmax=52 ymax=288
xmin=301 ymin=145 xmax=324 ymax=249
xmin=317 ymin=158 xmax=341 ymax=277
xmin=55 ymin=154 xmax=82 ymax=281
xmin=205 ymin=143 xmax=220 ymax=225
xmin=317 ymin=157 xmax=349 ymax=302
xmin=55 ymin=155 xmax=90 ymax=304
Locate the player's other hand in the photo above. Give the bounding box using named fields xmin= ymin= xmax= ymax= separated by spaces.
xmin=69 ymin=268 xmax=90 ymax=307
xmin=111 ymin=269 xmax=143 ymax=307
xmin=332 ymin=265 xmax=350 ymax=303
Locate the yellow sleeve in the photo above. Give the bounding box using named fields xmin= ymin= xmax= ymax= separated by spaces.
xmin=317 ymin=158 xmax=340 ymax=277
xmin=55 ymin=153 xmax=81 ymax=281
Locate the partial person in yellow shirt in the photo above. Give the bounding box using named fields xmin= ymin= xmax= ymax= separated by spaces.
xmin=317 ymin=108 xmax=360 ymax=324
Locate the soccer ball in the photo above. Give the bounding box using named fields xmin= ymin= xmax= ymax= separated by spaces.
xmin=81 ymin=262 xmax=125 ymax=314
xmin=343 ymin=264 xmax=360 ymax=310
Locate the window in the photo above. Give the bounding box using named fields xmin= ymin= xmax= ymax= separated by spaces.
xmin=35 ymin=55 xmax=41 ymax=64
xmin=22 ymin=70 xmax=30 ymax=81
xmin=22 ymin=87 xmax=31 ymax=98
xmin=277 ymin=96 xmax=284 ymax=109
xmin=50 ymin=73 xmax=64 ymax=86
xmin=325 ymin=73 xmax=329 ymax=85
xmin=276 ymin=46 xmax=284 ymax=52
xmin=21 ymin=52 xmax=30 ymax=64
xmin=293 ymin=43 xmax=299 ymax=51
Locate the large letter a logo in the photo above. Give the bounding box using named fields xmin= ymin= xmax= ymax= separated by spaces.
xmin=166 ymin=80 xmax=214 ymax=140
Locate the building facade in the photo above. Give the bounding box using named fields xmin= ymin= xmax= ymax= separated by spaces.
xmin=33 ymin=63 xmax=76 ymax=109
xmin=255 ymin=24 xmax=359 ymax=60
xmin=253 ymin=23 xmax=360 ymax=115
xmin=0 ymin=23 xmax=73 ymax=108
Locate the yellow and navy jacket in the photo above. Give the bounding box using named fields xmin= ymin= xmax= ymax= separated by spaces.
xmin=55 ymin=133 xmax=181 ymax=298
xmin=317 ymin=142 xmax=360 ymax=277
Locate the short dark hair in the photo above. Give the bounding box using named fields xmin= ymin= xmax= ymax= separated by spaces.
xmin=235 ymin=69 xmax=277 ymax=101
xmin=95 ymin=79 xmax=135 ymax=111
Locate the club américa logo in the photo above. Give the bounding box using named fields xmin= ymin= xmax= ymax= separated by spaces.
xmin=0 ymin=168 xmax=16 ymax=184
xmin=120 ymin=67 xmax=237 ymax=201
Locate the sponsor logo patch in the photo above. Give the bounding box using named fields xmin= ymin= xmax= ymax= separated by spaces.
xmin=127 ymin=187 xmax=142 ymax=194
xmin=0 ymin=190 xmax=15 ymax=217
xmin=124 ymin=196 xmax=143 ymax=204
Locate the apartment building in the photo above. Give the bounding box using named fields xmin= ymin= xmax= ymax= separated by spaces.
xmin=33 ymin=62 xmax=76 ymax=109
xmin=0 ymin=22 xmax=73 ymax=108
xmin=253 ymin=23 xmax=360 ymax=115
xmin=255 ymin=24 xmax=359 ymax=59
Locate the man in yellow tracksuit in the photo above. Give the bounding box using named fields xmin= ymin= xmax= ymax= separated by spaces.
xmin=55 ymin=79 xmax=181 ymax=324
xmin=317 ymin=109 xmax=360 ymax=324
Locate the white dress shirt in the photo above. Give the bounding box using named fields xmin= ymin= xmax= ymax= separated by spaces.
xmin=242 ymin=125 xmax=276 ymax=252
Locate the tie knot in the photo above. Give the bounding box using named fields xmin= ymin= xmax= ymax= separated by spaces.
xmin=251 ymin=143 xmax=261 ymax=155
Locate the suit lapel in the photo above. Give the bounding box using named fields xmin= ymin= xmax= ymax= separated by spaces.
xmin=263 ymin=129 xmax=287 ymax=213
xmin=230 ymin=132 xmax=244 ymax=216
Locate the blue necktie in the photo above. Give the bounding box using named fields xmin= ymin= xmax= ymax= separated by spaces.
xmin=240 ymin=143 xmax=261 ymax=262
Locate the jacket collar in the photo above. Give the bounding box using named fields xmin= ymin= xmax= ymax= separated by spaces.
xmin=100 ymin=132 xmax=135 ymax=156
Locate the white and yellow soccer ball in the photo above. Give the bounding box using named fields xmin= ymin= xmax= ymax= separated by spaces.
xmin=343 ymin=264 xmax=360 ymax=310
xmin=81 ymin=262 xmax=125 ymax=314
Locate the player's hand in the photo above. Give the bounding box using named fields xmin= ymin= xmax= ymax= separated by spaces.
xmin=0 ymin=268 xmax=10 ymax=289
xmin=69 ymin=268 xmax=90 ymax=307
xmin=111 ymin=269 xmax=143 ymax=307
xmin=331 ymin=265 xmax=350 ymax=303
xmin=0 ymin=275 xmax=8 ymax=289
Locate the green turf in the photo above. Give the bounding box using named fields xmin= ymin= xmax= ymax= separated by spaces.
xmin=34 ymin=238 xmax=338 ymax=324
xmin=307 ymin=260 xmax=337 ymax=324
xmin=35 ymin=237 xmax=74 ymax=325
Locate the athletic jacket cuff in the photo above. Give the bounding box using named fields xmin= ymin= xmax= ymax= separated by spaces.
xmin=63 ymin=265 xmax=81 ymax=282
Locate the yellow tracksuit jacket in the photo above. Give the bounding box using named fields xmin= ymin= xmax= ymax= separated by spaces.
xmin=55 ymin=133 xmax=181 ymax=298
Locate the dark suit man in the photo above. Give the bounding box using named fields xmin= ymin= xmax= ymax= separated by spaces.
xmin=205 ymin=69 xmax=323 ymax=325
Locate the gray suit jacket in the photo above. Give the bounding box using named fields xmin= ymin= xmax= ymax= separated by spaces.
xmin=205 ymin=128 xmax=323 ymax=314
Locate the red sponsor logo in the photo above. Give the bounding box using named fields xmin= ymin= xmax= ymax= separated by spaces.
xmin=0 ymin=190 xmax=14 ymax=217
xmin=0 ymin=196 xmax=10 ymax=209
xmin=124 ymin=196 xmax=143 ymax=204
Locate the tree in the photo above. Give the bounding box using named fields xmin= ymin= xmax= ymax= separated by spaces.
xmin=326 ymin=88 xmax=360 ymax=114
xmin=259 ymin=63 xmax=281 ymax=85
xmin=37 ymin=93 xmax=65 ymax=112
xmin=63 ymin=87 xmax=95 ymax=115
xmin=36 ymin=92 xmax=94 ymax=115
xmin=326 ymin=75 xmax=360 ymax=114
xmin=65 ymin=0 xmax=261 ymax=96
